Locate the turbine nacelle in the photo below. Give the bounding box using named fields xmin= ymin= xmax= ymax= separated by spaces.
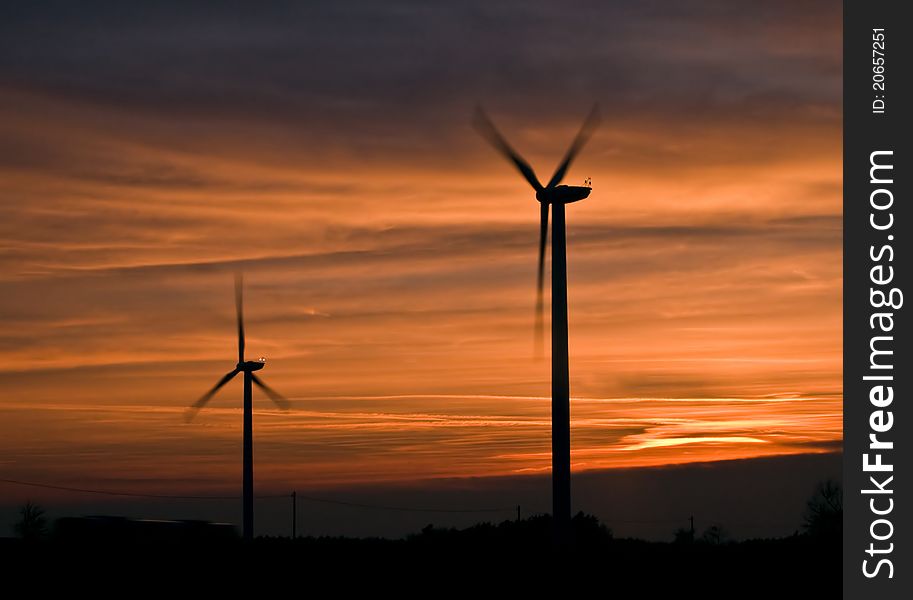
xmin=238 ymin=358 xmax=266 ymax=372
xmin=536 ymin=185 xmax=591 ymax=205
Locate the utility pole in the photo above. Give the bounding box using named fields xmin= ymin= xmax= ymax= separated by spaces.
xmin=517 ymin=504 xmax=521 ymax=523
xmin=689 ymin=515 xmax=695 ymax=542
xmin=291 ymin=491 xmax=297 ymax=539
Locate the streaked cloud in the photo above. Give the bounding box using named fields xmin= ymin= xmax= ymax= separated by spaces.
xmin=0 ymin=394 xmax=840 ymax=491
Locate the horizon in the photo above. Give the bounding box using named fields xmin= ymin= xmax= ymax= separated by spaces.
xmin=3 ymin=452 xmax=842 ymax=541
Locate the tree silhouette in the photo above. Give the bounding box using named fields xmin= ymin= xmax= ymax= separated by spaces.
xmin=571 ymin=511 xmax=613 ymax=545
xmin=803 ymin=479 xmax=842 ymax=539
xmin=699 ymin=524 xmax=728 ymax=545
xmin=14 ymin=500 xmax=48 ymax=541
xmin=673 ymin=527 xmax=694 ymax=544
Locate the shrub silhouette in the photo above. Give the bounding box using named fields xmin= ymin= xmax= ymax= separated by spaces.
xmin=673 ymin=527 xmax=694 ymax=544
xmin=14 ymin=501 xmax=47 ymax=542
xmin=803 ymin=479 xmax=842 ymax=540
xmin=699 ymin=524 xmax=729 ymax=545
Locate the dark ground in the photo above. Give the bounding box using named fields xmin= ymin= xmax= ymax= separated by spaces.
xmin=0 ymin=512 xmax=840 ymax=592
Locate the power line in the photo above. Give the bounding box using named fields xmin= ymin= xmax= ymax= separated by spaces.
xmin=290 ymin=492 xmax=514 ymax=514
xmin=0 ymin=477 xmax=513 ymax=514
xmin=0 ymin=477 xmax=241 ymax=500
xmin=0 ymin=478 xmax=794 ymax=523
xmin=604 ymin=515 xmax=797 ymax=528
xmin=606 ymin=517 xmax=688 ymax=524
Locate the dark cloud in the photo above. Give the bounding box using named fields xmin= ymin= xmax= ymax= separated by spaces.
xmin=0 ymin=214 xmax=841 ymax=289
xmin=615 ymin=373 xmax=719 ymax=397
xmin=0 ymin=0 xmax=840 ymax=150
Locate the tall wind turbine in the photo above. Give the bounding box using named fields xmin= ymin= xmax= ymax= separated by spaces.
xmin=185 ymin=274 xmax=289 ymax=541
xmin=474 ymin=106 xmax=600 ymax=541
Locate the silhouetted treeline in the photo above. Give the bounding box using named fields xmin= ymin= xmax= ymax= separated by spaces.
xmin=1 ymin=511 xmax=838 ymax=589
xmin=1 ymin=483 xmax=841 ymax=590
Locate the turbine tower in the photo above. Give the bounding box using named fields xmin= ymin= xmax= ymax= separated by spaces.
xmin=185 ymin=274 xmax=289 ymax=541
xmin=474 ymin=106 xmax=600 ymax=542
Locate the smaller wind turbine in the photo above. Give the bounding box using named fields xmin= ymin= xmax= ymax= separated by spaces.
xmin=185 ymin=274 xmax=289 ymax=541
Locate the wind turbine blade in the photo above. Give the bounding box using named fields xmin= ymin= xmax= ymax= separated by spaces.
xmin=235 ymin=273 xmax=245 ymax=364
xmin=251 ymin=374 xmax=290 ymax=411
xmin=473 ymin=106 xmax=543 ymax=192
xmin=545 ymin=105 xmax=601 ymax=189
xmin=535 ymin=201 xmax=549 ymax=358
xmin=185 ymin=369 xmax=240 ymax=422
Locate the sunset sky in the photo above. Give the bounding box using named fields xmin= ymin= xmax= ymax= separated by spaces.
xmin=0 ymin=1 xmax=841 ymax=515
